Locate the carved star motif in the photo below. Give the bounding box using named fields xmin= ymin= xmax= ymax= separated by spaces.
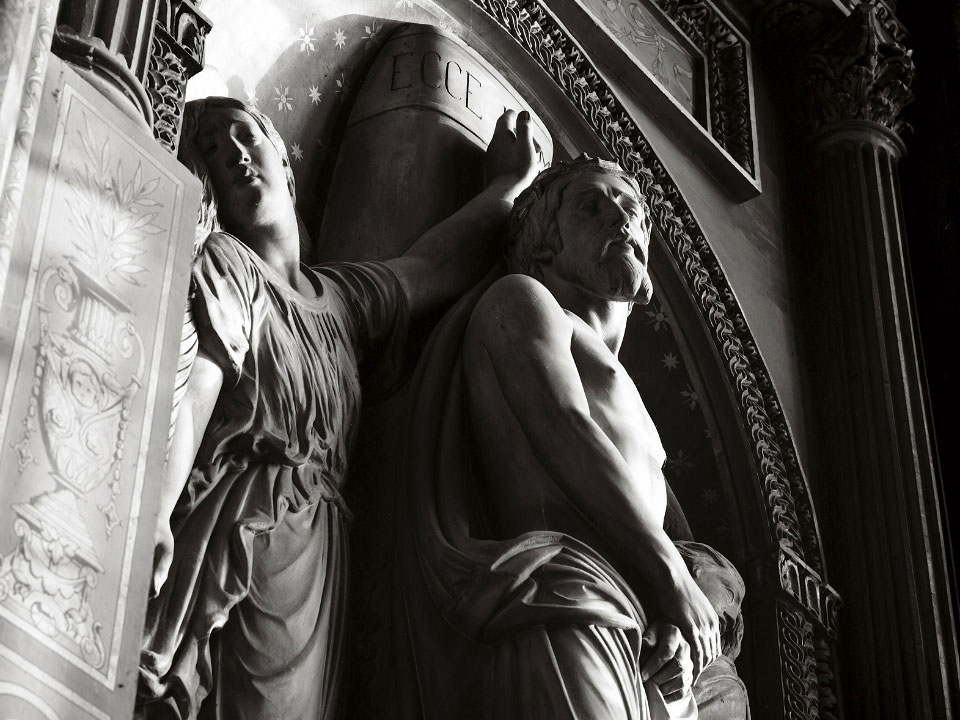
xmin=680 ymin=384 xmax=700 ymax=410
xmin=363 ymin=20 xmax=383 ymax=48
xmin=274 ymin=85 xmax=292 ymax=112
xmin=645 ymin=307 xmax=670 ymax=331
xmin=298 ymin=26 xmax=316 ymax=53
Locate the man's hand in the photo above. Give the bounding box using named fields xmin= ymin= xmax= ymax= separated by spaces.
xmin=483 ymin=109 xmax=545 ymax=190
xmin=389 ymin=110 xmax=553 ymax=318
xmin=640 ymin=622 xmax=694 ymax=703
xmin=659 ymin=569 xmax=722 ymax=679
xmin=152 ymin=517 xmax=174 ymax=598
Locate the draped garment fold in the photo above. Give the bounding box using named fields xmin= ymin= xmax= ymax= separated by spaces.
xmin=390 ymin=270 xmax=694 ymax=720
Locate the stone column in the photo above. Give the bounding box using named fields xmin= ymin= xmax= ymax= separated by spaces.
xmin=794 ymin=4 xmax=959 ymax=717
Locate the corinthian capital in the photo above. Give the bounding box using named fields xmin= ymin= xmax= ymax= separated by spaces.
xmin=802 ymin=2 xmax=914 ymax=136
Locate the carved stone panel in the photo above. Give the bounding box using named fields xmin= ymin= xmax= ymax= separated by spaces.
xmin=0 ymin=55 xmax=198 ymax=719
xmin=317 ymin=23 xmax=553 ymax=261
xmin=547 ymin=0 xmax=761 ymax=198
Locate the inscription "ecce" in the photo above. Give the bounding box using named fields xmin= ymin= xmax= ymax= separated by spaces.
xmin=389 ymin=50 xmax=485 ymax=120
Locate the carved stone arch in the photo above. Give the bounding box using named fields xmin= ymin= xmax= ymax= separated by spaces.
xmin=430 ymin=0 xmax=842 ymax=716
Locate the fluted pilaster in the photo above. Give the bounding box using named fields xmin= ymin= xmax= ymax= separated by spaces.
xmin=793 ymin=3 xmax=958 ymax=717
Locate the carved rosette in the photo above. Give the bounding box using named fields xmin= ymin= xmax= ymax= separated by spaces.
xmin=801 ymin=2 xmax=914 ymax=137
xmin=146 ymin=0 xmax=211 ymax=153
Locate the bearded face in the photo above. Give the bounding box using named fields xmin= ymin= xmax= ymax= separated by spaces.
xmin=545 ymin=171 xmax=653 ymax=304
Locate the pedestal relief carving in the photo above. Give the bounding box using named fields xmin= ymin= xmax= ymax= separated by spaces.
xmin=0 ymin=91 xmax=154 ymax=676
xmin=0 ymin=56 xmax=197 ymax=718
xmin=0 ymin=257 xmax=146 ymax=668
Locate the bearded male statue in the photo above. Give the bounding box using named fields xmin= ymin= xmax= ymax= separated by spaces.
xmin=387 ymin=156 xmax=749 ymax=720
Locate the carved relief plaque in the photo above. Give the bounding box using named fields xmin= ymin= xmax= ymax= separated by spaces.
xmin=316 ymin=23 xmax=553 ymax=261
xmin=0 ymin=55 xmax=198 ymax=718
xmin=579 ymin=0 xmax=701 ymax=116
xmin=548 ymin=0 xmax=761 ymax=198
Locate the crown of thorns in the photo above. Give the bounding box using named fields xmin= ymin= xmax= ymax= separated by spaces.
xmin=508 ymin=154 xmax=643 ymax=234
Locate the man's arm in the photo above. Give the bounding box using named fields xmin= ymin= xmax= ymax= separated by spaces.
xmin=385 ymin=110 xmax=542 ymax=319
xmin=467 ymin=274 xmax=720 ymax=676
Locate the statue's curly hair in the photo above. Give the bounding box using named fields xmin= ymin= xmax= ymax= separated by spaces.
xmin=178 ymin=96 xmax=296 ymax=249
xmin=505 ymin=155 xmax=651 ymax=285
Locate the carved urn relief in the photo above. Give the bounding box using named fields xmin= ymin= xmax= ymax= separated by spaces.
xmin=0 ymin=113 xmax=153 ymax=669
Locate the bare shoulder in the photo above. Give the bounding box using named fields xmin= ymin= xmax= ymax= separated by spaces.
xmin=467 ymin=274 xmax=571 ymax=352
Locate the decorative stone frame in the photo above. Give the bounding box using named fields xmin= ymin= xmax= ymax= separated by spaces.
xmin=546 ymin=0 xmax=761 ymax=199
xmin=443 ymin=0 xmax=840 ymax=716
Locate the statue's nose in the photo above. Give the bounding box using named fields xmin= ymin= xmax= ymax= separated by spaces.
xmin=603 ymin=201 xmax=631 ymax=229
xmin=226 ymin=138 xmax=250 ymax=165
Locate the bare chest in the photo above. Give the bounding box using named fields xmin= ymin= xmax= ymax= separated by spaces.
xmin=568 ymin=323 xmax=666 ymax=477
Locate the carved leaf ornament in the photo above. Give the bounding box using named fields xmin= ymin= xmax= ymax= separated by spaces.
xmin=67 ymin=116 xmax=160 ymax=287
xmin=802 ymin=3 xmax=914 ymax=136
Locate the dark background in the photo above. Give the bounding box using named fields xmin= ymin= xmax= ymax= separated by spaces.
xmin=897 ymin=0 xmax=959 ymax=614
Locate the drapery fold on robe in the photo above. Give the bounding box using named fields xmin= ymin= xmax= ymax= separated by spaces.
xmin=140 ymin=233 xmax=408 ymax=720
xmin=389 ymin=267 xmax=695 ymax=720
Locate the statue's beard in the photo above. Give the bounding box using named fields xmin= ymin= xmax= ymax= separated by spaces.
xmin=590 ymin=257 xmax=652 ymax=304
